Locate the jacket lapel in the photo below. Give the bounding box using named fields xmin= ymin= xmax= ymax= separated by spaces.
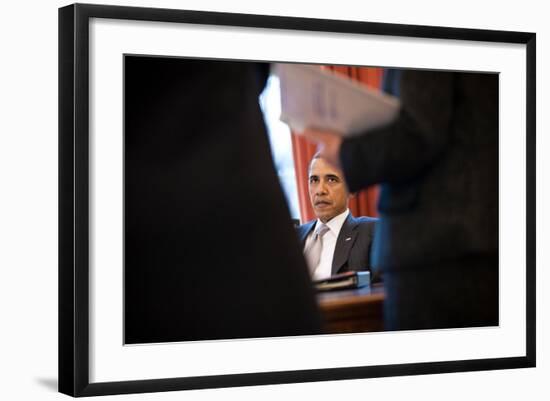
xmin=331 ymin=214 xmax=357 ymax=275
xmin=298 ymin=221 xmax=316 ymax=247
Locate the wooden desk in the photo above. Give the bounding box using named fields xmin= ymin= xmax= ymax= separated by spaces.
xmin=317 ymin=284 xmax=384 ymax=334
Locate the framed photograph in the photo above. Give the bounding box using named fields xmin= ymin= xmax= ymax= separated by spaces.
xmin=59 ymin=3 xmax=536 ymax=397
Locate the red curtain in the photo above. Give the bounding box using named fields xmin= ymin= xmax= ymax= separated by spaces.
xmin=291 ymin=65 xmax=382 ymax=223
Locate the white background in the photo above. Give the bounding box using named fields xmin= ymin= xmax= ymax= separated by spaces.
xmin=0 ymin=0 xmax=547 ymax=399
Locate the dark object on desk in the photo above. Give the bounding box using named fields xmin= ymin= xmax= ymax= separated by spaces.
xmin=314 ymin=271 xmax=370 ymax=291
xmin=124 ymin=56 xmax=321 ymax=344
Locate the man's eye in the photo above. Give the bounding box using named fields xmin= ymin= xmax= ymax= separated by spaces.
xmin=309 ymin=177 xmax=318 ymax=183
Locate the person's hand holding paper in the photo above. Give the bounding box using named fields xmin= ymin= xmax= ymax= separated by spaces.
xmin=274 ymin=63 xmax=400 ymax=138
xmin=297 ymin=127 xmax=343 ymax=170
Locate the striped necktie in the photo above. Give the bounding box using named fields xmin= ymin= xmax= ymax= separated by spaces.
xmin=304 ymin=223 xmax=330 ymax=275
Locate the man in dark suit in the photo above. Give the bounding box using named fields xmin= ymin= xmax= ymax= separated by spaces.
xmin=297 ymin=153 xmax=377 ymax=281
xmin=301 ymin=70 xmax=498 ymax=331
xmin=124 ymin=57 xmax=321 ymax=344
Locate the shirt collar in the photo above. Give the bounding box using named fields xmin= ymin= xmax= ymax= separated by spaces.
xmin=315 ymin=209 xmax=349 ymax=235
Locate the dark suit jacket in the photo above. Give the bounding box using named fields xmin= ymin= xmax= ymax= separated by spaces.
xmin=340 ymin=70 xmax=498 ymax=271
xmin=124 ymin=57 xmax=321 ymax=344
xmin=297 ymin=214 xmax=377 ymax=276
xmin=340 ymin=70 xmax=498 ymax=330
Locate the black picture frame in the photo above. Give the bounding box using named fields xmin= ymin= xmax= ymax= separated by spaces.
xmin=59 ymin=3 xmax=536 ymax=397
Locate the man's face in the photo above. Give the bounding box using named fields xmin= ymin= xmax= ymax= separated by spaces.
xmin=308 ymin=157 xmax=349 ymax=223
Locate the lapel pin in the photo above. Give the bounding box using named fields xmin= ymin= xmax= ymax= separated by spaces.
xmin=345 ymin=237 xmax=352 ymax=241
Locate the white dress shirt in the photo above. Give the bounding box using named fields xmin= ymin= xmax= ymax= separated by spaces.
xmin=304 ymin=209 xmax=349 ymax=280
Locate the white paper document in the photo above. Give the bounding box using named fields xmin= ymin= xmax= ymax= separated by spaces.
xmin=274 ymin=63 xmax=400 ymax=137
